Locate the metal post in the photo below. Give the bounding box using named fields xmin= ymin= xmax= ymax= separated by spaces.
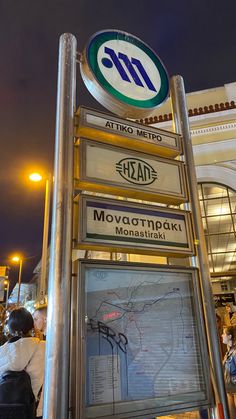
xmin=170 ymin=75 xmax=229 ymax=419
xmin=38 ymin=174 xmax=52 ymax=300
xmin=43 ymin=33 xmax=77 ymax=419
xmin=69 ymin=261 xmax=78 ymax=418
xmin=17 ymin=259 xmax=23 ymax=305
xmin=5 ymin=281 xmax=9 ymax=309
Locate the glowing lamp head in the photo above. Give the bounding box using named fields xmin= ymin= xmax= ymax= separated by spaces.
xmin=11 ymin=256 xmax=21 ymax=263
xmin=29 ymin=173 xmax=43 ymax=182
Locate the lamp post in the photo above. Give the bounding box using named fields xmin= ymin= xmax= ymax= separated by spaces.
xmin=29 ymin=172 xmax=52 ymax=301
xmin=11 ymin=256 xmax=23 ymax=305
xmin=4 ymin=279 xmax=10 ymax=309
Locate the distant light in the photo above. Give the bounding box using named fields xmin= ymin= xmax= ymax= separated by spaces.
xmin=29 ymin=173 xmax=42 ymax=182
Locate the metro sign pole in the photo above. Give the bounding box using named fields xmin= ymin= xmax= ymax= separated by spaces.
xmin=170 ymin=75 xmax=229 ymax=419
xmin=43 ymin=33 xmax=77 ymax=419
xmin=45 ymin=29 xmax=229 ymax=419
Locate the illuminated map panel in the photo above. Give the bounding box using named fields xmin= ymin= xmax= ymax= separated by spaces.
xmin=77 ymin=261 xmax=212 ymax=419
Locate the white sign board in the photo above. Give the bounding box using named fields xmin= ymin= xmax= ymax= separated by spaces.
xmin=75 ymin=195 xmax=194 ymax=257
xmin=76 ymin=139 xmax=187 ymax=205
xmin=76 ymin=107 xmax=182 ymax=158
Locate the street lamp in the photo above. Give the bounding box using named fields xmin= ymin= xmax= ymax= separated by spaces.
xmin=29 ymin=172 xmax=52 ymax=301
xmin=11 ymin=255 xmax=23 ymax=305
xmin=29 ymin=173 xmax=43 ymax=182
xmin=4 ymin=279 xmax=10 ymax=309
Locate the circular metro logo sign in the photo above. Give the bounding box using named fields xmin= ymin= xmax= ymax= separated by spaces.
xmin=80 ymin=30 xmax=169 ymax=118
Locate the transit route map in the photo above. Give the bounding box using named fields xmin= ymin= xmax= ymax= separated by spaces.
xmin=84 ymin=265 xmax=208 ymax=417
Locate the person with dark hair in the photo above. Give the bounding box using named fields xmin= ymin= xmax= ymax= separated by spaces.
xmin=0 ymin=307 xmax=45 ymax=418
xmin=222 ymin=325 xmax=236 ymax=417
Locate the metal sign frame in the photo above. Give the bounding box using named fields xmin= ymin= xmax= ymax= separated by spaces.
xmin=75 ymin=107 xmax=182 ymax=158
xmin=45 ymin=32 xmax=229 ymax=419
xmin=76 ymin=260 xmax=213 ymax=419
xmin=74 ymin=194 xmax=195 ymax=257
xmin=74 ymin=138 xmax=188 ymax=205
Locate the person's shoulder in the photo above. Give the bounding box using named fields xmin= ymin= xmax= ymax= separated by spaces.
xmin=22 ymin=337 xmax=46 ymax=359
xmin=20 ymin=337 xmax=40 ymax=344
xmin=31 ymin=337 xmax=46 ymax=353
xmin=38 ymin=339 xmax=46 ymax=348
xmin=0 ymin=340 xmax=9 ymax=353
xmin=17 ymin=337 xmax=44 ymax=350
xmin=1 ymin=337 xmax=45 ymax=356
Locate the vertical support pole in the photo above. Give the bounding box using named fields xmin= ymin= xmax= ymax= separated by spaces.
xmin=5 ymin=281 xmax=9 ymax=309
xmin=170 ymin=75 xmax=229 ymax=419
xmin=39 ymin=174 xmax=52 ymax=300
xmin=43 ymin=33 xmax=77 ymax=419
xmin=17 ymin=259 xmax=23 ymax=305
xmin=69 ymin=261 xmax=78 ymax=418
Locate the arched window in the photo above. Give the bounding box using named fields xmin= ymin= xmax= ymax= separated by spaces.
xmin=198 ymin=183 xmax=236 ymax=280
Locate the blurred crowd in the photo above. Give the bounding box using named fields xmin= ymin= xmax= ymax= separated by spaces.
xmin=0 ymin=303 xmax=47 ymax=418
xmin=0 ymin=303 xmax=47 ymax=345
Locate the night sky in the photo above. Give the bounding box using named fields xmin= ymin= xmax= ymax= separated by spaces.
xmin=1 ymin=0 xmax=236 ymax=285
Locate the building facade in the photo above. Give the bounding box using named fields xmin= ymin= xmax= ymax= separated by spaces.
xmin=138 ymin=81 xmax=236 ymax=300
